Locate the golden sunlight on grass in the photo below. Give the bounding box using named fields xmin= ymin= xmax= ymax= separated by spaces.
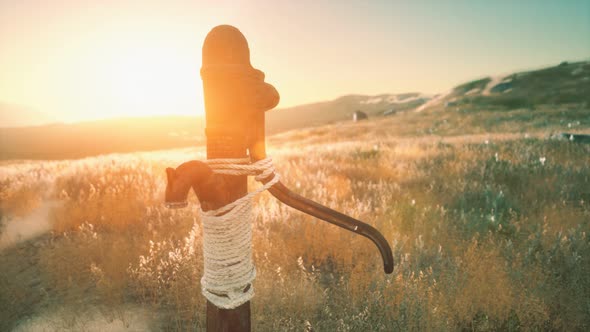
xmin=1 ymin=118 xmax=588 ymax=330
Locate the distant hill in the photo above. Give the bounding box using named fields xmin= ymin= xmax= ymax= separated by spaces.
xmin=0 ymin=116 xmax=204 ymax=160
xmin=0 ymin=102 xmax=55 ymax=127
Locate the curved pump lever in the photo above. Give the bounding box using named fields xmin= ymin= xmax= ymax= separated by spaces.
xmin=268 ymin=181 xmax=394 ymax=274
xmin=165 ymin=159 xmax=394 ymax=274
xmin=249 ymin=128 xmax=393 ymax=273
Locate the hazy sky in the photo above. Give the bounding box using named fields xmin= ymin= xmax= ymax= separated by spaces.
xmin=1 ymin=0 xmax=589 ymax=123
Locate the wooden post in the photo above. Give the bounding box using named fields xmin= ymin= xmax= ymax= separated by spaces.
xmin=200 ymin=24 xmax=279 ymax=332
xmin=203 ymin=123 xmax=250 ymax=330
xmin=203 ymin=131 xmax=250 ymax=331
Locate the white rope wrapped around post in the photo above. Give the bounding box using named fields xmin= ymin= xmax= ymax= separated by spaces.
xmin=199 ymin=157 xmax=279 ymax=309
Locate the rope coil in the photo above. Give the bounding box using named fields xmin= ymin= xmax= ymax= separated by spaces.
xmin=199 ymin=157 xmax=279 ymax=309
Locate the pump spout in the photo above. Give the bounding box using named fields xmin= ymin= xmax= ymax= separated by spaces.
xmin=164 ymin=161 xmax=231 ymax=211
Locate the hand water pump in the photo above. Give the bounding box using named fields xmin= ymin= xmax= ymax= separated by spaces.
xmin=165 ymin=25 xmax=393 ymax=332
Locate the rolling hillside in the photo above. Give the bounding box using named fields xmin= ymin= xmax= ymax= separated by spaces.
xmin=418 ymin=61 xmax=590 ymax=112
xmin=266 ymin=92 xmax=431 ymax=133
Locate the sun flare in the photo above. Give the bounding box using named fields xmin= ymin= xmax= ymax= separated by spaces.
xmin=56 ymin=19 xmax=208 ymax=121
xmin=94 ymin=37 xmax=205 ymax=118
xmin=111 ymin=55 xmax=204 ymax=118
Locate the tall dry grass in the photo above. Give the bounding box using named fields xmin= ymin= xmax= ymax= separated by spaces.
xmin=1 ymin=114 xmax=589 ymax=331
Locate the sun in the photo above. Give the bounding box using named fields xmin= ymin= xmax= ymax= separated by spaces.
xmin=89 ymin=33 xmax=205 ymax=119
xmin=108 ymin=44 xmax=204 ymax=118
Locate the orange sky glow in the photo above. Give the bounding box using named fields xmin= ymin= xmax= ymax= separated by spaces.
xmin=1 ymin=0 xmax=588 ymax=124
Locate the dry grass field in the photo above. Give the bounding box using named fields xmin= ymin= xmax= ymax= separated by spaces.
xmin=1 ymin=108 xmax=589 ymax=331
